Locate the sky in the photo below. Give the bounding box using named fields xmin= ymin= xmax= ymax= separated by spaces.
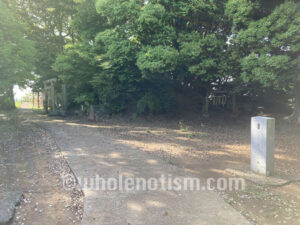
xmin=13 ymin=85 xmax=32 ymax=101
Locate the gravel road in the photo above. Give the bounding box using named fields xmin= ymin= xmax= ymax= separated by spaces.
xmin=0 ymin=110 xmax=83 ymax=225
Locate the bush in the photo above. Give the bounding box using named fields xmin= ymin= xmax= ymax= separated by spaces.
xmin=0 ymin=95 xmax=14 ymax=110
xmin=136 ymin=91 xmax=174 ymax=115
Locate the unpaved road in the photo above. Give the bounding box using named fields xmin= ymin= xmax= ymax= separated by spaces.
xmin=0 ymin=110 xmax=82 ymax=225
xmin=2 ymin=108 xmax=300 ymax=224
xmin=95 ymin=113 xmax=300 ymax=225
xmin=22 ymin=110 xmax=252 ymax=225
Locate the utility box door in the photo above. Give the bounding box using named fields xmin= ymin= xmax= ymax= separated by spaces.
xmin=251 ymin=116 xmax=275 ymax=175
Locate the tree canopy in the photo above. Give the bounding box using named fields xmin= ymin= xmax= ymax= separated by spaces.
xmin=0 ymin=0 xmax=35 ymax=108
xmin=1 ymin=0 xmax=299 ymax=118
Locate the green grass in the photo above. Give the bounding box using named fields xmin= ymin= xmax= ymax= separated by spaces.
xmin=167 ymin=156 xmax=175 ymax=165
xmin=132 ymin=113 xmax=137 ymax=120
xmin=15 ymin=101 xmax=21 ymax=108
xmin=179 ymin=120 xmax=189 ymax=132
xmin=187 ymin=133 xmax=195 ymax=139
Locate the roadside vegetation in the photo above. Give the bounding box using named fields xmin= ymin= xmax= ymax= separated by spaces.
xmin=0 ymin=0 xmax=299 ymax=121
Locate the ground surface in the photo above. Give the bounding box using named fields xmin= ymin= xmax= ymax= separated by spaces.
xmin=94 ymin=113 xmax=300 ymax=225
xmin=28 ymin=110 xmax=251 ymax=225
xmin=0 ymin=110 xmax=83 ymax=225
xmin=2 ymin=106 xmax=300 ymax=224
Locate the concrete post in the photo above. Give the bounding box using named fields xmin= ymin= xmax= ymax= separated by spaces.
xmin=44 ymin=91 xmax=48 ymax=113
xmin=88 ymin=105 xmax=95 ymax=121
xmin=47 ymin=89 xmax=51 ymax=111
xmin=62 ymin=84 xmax=67 ymax=113
xmin=202 ymin=94 xmax=209 ymax=118
xmin=50 ymin=82 xmax=55 ymax=112
xmin=251 ymin=116 xmax=275 ymax=176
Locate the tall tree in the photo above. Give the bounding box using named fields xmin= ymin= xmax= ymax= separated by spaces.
xmin=53 ymin=0 xmax=106 ymax=109
xmin=229 ymin=1 xmax=300 ymax=120
xmin=0 ymin=0 xmax=35 ymax=108
xmin=15 ymin=0 xmax=76 ymax=90
xmin=92 ymin=0 xmax=233 ymax=114
xmin=53 ymin=0 xmax=300 ymax=117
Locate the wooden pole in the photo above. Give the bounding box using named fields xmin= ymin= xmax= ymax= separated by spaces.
xmin=37 ymin=92 xmax=40 ymax=108
xmin=51 ymin=82 xmax=55 ymax=112
xmin=10 ymin=86 xmax=16 ymax=109
xmin=62 ymin=84 xmax=67 ymax=114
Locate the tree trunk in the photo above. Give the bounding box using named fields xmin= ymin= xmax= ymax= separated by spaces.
xmin=9 ymin=86 xmax=15 ymax=109
xmin=294 ymin=80 xmax=300 ymax=121
xmin=202 ymin=89 xmax=210 ymax=118
xmin=232 ymin=94 xmax=237 ymax=115
xmin=37 ymin=92 xmax=40 ymax=108
xmin=288 ymin=80 xmax=300 ymax=122
xmin=62 ymin=84 xmax=67 ymax=114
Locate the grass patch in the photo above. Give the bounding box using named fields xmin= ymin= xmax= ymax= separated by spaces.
xmin=179 ymin=120 xmax=189 ymax=132
xmin=187 ymin=133 xmax=195 ymax=139
xmin=15 ymin=101 xmax=21 ymax=108
xmin=167 ymin=155 xmax=175 ymax=165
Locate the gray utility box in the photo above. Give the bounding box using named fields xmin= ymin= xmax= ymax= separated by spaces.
xmin=251 ymin=116 xmax=275 ymax=176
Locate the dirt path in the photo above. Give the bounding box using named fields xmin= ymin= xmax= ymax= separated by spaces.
xmin=0 ymin=110 xmax=82 ymax=225
xmin=7 ymin=108 xmax=299 ymax=224
xmin=24 ymin=110 xmax=252 ymax=225
xmin=26 ymin=109 xmax=300 ymax=225
xmin=94 ymin=114 xmax=300 ymax=225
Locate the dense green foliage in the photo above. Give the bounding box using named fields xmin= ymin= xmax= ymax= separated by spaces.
xmin=0 ymin=0 xmax=35 ymax=108
xmin=237 ymin=2 xmax=300 ymax=87
xmin=14 ymin=0 xmax=77 ymax=90
xmin=227 ymin=0 xmax=300 ymax=118
xmin=1 ymin=0 xmax=299 ymax=116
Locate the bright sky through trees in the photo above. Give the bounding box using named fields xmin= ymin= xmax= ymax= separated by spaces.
xmin=13 ymin=86 xmax=31 ymax=101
